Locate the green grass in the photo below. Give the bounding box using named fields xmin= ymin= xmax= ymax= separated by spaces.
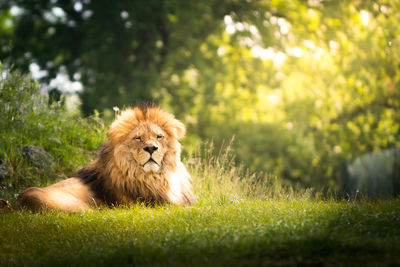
xmin=1 ymin=200 xmax=399 ymax=266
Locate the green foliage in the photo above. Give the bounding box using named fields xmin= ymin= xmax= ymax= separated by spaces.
xmin=0 ymin=66 xmax=105 ymax=189
xmin=1 ymin=1 xmax=400 ymax=190
xmin=0 ymin=0 xmax=273 ymax=115
xmin=176 ymin=0 xmax=400 ymax=189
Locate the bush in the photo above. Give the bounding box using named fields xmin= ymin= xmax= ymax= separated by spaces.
xmin=0 ymin=65 xmax=105 ymax=190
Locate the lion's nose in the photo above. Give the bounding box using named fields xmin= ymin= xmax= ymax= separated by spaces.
xmin=143 ymin=146 xmax=158 ymax=154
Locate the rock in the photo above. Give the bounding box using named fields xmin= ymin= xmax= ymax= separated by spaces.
xmin=21 ymin=145 xmax=55 ymax=169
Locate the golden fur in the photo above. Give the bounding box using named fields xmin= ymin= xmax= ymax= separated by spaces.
xmin=8 ymin=107 xmax=195 ymax=212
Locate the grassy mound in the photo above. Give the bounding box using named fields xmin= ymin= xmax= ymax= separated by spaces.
xmin=0 ymin=66 xmax=105 ymax=193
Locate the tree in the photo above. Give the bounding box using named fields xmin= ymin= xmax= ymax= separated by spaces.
xmin=0 ymin=0 xmax=282 ymax=115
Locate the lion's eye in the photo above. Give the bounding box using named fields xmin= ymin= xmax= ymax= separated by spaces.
xmin=157 ymin=135 xmax=163 ymax=140
xmin=135 ymin=137 xmax=142 ymax=141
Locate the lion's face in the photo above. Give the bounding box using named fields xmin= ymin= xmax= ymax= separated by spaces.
xmin=127 ymin=123 xmax=167 ymax=173
xmin=107 ymin=107 xmax=186 ymax=174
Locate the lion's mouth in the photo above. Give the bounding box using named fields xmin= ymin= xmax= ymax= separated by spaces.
xmin=142 ymin=157 xmax=161 ymax=173
xmin=144 ymin=158 xmax=158 ymax=166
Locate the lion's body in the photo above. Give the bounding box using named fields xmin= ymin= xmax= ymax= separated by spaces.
xmin=11 ymin=107 xmax=195 ymax=212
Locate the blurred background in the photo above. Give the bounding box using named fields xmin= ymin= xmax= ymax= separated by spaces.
xmin=0 ymin=0 xmax=399 ymax=197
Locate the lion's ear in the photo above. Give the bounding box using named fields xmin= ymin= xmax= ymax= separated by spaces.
xmin=107 ymin=109 xmax=138 ymax=144
xmin=171 ymin=119 xmax=186 ymax=140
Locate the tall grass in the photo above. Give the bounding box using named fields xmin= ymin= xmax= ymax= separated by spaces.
xmin=187 ymin=140 xmax=313 ymax=203
xmin=0 ymin=66 xmax=105 ymax=192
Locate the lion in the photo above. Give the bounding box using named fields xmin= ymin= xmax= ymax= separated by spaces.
xmin=3 ymin=106 xmax=195 ymax=212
